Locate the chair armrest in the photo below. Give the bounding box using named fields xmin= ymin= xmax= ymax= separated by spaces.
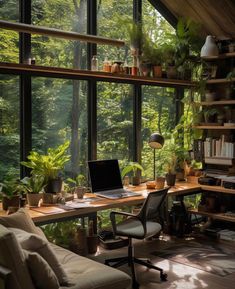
xmin=110 ymin=211 xmax=140 ymax=234
xmin=0 ymin=265 xmax=11 ymax=289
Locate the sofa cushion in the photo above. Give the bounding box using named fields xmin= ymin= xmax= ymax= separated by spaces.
xmin=23 ymin=250 xmax=60 ymax=289
xmin=0 ymin=224 xmax=35 ymax=289
xmin=52 ymin=244 xmax=132 ymax=289
xmin=0 ymin=208 xmax=46 ymax=238
xmin=9 ymin=227 xmax=69 ymax=286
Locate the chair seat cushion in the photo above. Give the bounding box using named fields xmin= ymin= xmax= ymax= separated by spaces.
xmin=51 ymin=244 xmax=132 ymax=289
xmin=116 ymin=218 xmax=162 ymax=239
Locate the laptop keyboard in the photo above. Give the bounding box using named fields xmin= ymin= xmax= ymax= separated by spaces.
xmin=96 ymin=188 xmax=141 ymax=199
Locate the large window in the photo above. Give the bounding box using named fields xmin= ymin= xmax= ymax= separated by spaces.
xmin=0 ymin=0 xmax=19 ymax=63
xmin=31 ymin=0 xmax=87 ymax=69
xmin=32 ymin=77 xmax=88 ymax=177
xmin=97 ymin=82 xmax=133 ymax=163
xmin=0 ymin=75 xmax=20 ymax=180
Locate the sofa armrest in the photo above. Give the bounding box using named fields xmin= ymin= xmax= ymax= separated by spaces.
xmin=0 ymin=265 xmax=11 ymax=289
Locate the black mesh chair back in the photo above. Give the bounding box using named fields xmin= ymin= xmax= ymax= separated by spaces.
xmin=137 ymin=188 xmax=168 ymax=222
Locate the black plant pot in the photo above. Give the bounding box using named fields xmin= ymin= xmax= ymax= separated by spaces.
xmin=166 ymin=173 xmax=176 ymax=187
xmin=131 ymin=176 xmax=141 ymax=186
xmin=44 ymin=178 xmax=63 ymax=194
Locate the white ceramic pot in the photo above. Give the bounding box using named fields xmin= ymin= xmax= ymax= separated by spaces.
xmin=201 ymin=35 xmax=219 ymax=58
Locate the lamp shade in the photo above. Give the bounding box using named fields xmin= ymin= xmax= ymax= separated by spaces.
xmin=200 ymin=35 xmax=219 ymax=58
xmin=148 ymin=132 xmax=164 ymax=149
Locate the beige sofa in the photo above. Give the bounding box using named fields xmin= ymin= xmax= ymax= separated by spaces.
xmin=0 ymin=209 xmax=131 ymax=289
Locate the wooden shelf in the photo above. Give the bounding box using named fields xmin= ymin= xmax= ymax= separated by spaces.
xmin=206 ymin=78 xmax=235 ymax=84
xmin=0 ymin=62 xmax=194 ymax=87
xmin=200 ymin=185 xmax=235 ymax=195
xmin=204 ymin=157 xmax=234 ymax=165
xmin=200 ymin=100 xmax=235 ymax=106
xmin=0 ymin=20 xmax=125 ymax=47
xmin=188 ymin=208 xmax=235 ymax=223
xmin=202 ymin=52 xmax=235 ymax=60
xmin=194 ymin=125 xmax=235 ymax=129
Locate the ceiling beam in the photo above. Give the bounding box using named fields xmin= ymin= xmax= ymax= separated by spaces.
xmin=148 ymin=0 xmax=178 ymax=28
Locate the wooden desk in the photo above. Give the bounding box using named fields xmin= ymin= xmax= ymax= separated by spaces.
xmin=0 ymin=182 xmax=201 ymax=225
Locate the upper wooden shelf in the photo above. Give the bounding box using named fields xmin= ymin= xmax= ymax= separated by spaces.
xmin=0 ymin=20 xmax=125 ymax=47
xmin=0 ymin=62 xmax=194 ymax=87
xmin=202 ymin=52 xmax=235 ymax=60
xmin=206 ymin=78 xmax=235 ymax=84
xmin=200 ymin=100 xmax=235 ymax=106
xmin=194 ymin=125 xmax=235 ymax=129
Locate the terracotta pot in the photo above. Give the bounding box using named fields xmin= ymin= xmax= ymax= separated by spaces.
xmin=26 ymin=193 xmax=42 ymax=207
xmin=153 ymin=65 xmax=162 ymax=78
xmin=2 ymin=196 xmax=20 ymax=211
xmin=155 ymin=177 xmax=165 ymax=190
xmin=75 ymin=186 xmax=86 ymax=199
xmin=87 ymin=235 xmax=98 ymax=254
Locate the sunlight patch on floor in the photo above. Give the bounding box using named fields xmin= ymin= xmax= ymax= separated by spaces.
xmin=150 ymin=259 xmax=208 ymax=289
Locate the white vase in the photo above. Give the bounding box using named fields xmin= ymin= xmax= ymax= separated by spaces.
xmin=201 ymin=35 xmax=219 ymax=58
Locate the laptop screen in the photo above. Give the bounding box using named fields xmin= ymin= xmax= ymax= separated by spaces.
xmin=88 ymin=159 xmax=123 ymax=192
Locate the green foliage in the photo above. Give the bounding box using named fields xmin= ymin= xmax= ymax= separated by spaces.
xmin=0 ymin=176 xmax=21 ymax=199
xmin=121 ymin=162 xmax=145 ymax=179
xmin=41 ymin=220 xmax=79 ymax=247
xmin=21 ymin=141 xmax=71 ymax=181
xmin=20 ymin=176 xmax=45 ymax=194
xmin=67 ymin=174 xmax=87 ymax=187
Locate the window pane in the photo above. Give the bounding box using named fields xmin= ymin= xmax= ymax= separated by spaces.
xmin=141 ymin=86 xmax=176 ymax=179
xmin=0 ymin=0 xmax=19 ymax=62
xmin=97 ymin=82 xmax=133 ymax=163
xmin=31 ymin=0 xmax=87 ymax=69
xmin=0 ymin=75 xmax=20 ymax=180
xmin=32 ymin=77 xmax=88 ymax=178
xmin=97 ymin=0 xmax=132 ymax=70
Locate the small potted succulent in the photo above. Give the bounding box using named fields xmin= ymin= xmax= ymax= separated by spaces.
xmin=67 ymin=174 xmax=87 ymax=199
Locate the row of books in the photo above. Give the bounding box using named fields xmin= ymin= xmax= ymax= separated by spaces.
xmin=204 ymin=136 xmax=235 ymax=158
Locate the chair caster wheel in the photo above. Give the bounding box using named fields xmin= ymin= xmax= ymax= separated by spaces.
xmin=160 ymin=273 xmax=168 ymax=281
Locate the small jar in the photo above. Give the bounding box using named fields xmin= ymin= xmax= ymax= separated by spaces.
xmin=91 ymin=55 xmax=98 ymax=71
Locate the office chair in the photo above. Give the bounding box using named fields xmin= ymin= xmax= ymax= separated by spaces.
xmin=105 ymin=187 xmax=169 ymax=289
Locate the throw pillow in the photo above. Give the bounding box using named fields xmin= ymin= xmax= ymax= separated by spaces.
xmin=0 ymin=208 xmax=46 ymax=239
xmin=9 ymin=227 xmax=69 ymax=286
xmin=23 ymin=250 xmax=60 ymax=289
xmin=0 ymin=224 xmax=35 ymax=289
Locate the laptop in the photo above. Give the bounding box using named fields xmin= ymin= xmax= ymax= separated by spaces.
xmin=88 ymin=159 xmax=141 ymax=199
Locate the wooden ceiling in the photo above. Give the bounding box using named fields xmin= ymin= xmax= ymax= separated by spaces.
xmin=157 ymin=0 xmax=235 ymax=40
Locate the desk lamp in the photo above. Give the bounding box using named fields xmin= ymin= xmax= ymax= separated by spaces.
xmin=148 ymin=132 xmax=164 ymax=180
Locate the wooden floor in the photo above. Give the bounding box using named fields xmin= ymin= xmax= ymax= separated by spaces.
xmin=90 ymin=234 xmax=235 ymax=289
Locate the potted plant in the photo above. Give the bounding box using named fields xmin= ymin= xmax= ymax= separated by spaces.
xmin=203 ymin=107 xmax=218 ymax=123
xmin=20 ymin=175 xmax=45 ymax=207
xmin=0 ymin=177 xmax=21 ymax=210
xmin=123 ymin=19 xmax=143 ymax=56
xmin=21 ymin=141 xmax=70 ymax=196
xmin=121 ymin=162 xmax=145 ymax=186
xmin=165 ymin=154 xmax=177 ymax=187
xmin=67 ymin=174 xmax=87 ymax=199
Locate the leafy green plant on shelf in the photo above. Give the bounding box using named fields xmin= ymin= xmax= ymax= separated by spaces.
xmin=21 ymin=141 xmax=70 ymax=193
